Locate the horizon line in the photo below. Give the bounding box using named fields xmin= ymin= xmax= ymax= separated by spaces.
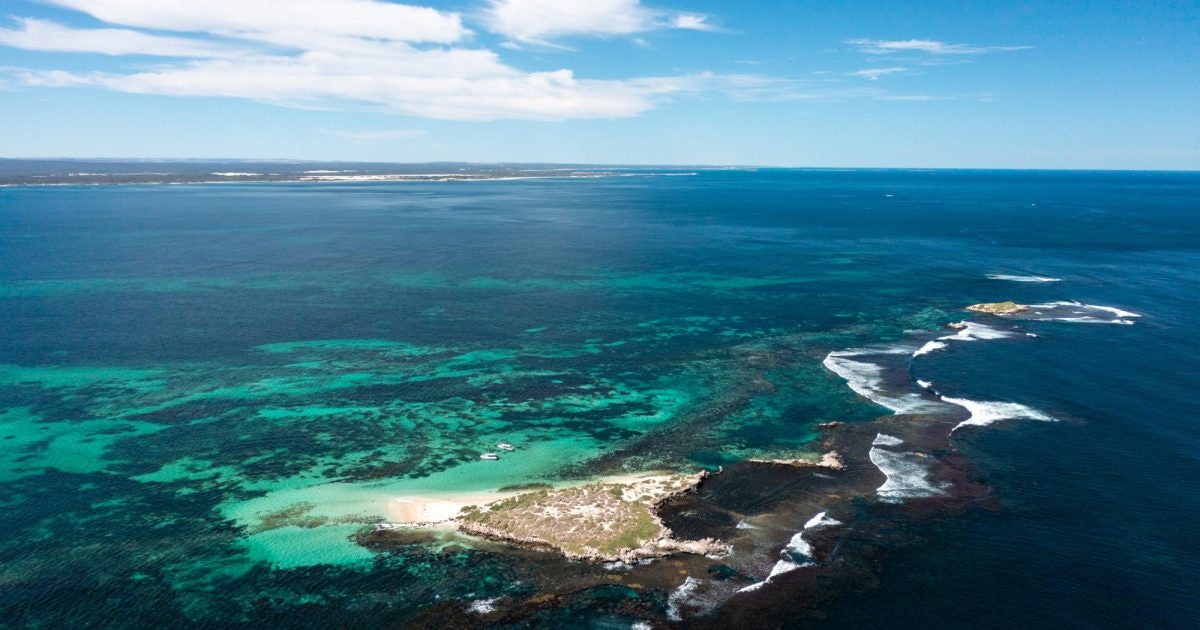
xmin=0 ymin=157 xmax=1196 ymax=174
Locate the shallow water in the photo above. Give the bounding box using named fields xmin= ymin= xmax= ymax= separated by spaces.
xmin=1 ymin=170 xmax=1198 ymax=626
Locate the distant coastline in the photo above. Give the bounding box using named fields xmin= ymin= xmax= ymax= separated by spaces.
xmin=0 ymin=159 xmax=715 ymax=187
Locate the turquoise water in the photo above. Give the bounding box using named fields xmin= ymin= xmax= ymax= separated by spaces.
xmin=1 ymin=170 xmax=1198 ymax=626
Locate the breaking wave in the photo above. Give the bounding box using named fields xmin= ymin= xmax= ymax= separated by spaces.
xmin=666 ymin=577 xmax=703 ymax=621
xmin=938 ymin=321 xmax=1016 ymax=342
xmin=913 ymin=341 xmax=948 ymax=357
xmin=1028 ymin=301 xmax=1141 ymax=325
xmin=942 ymin=397 xmax=1057 ymax=432
xmin=823 ymin=349 xmax=944 ymax=414
xmin=869 ymin=434 xmax=947 ymax=502
xmin=987 ymin=274 xmax=1062 ymax=282
xmin=737 ymin=511 xmax=844 ymax=593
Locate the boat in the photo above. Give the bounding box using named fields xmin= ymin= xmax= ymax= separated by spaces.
xmin=496 ymin=443 xmax=515 ymax=451
xmin=480 ymin=453 xmax=499 ymax=460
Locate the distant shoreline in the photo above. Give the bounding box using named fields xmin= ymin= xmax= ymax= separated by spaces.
xmin=0 ymin=163 xmax=704 ymax=187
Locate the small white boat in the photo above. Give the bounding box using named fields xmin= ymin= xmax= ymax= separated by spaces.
xmin=480 ymin=453 xmax=500 ymax=460
xmin=496 ymin=443 xmax=515 ymax=451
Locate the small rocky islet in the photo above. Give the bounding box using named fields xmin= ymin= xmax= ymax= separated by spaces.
xmin=965 ymin=300 xmax=1030 ymax=315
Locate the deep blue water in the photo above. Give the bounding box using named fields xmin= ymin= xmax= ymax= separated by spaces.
xmin=1 ymin=169 xmax=1198 ymax=627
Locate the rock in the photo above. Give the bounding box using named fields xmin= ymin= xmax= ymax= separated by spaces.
xmin=747 ymin=451 xmax=845 ymax=471
xmin=965 ymin=301 xmax=1029 ymax=315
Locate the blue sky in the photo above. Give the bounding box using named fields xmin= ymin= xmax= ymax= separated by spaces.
xmin=1 ymin=0 xmax=1197 ymax=169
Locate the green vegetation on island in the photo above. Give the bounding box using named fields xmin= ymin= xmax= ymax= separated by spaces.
xmin=456 ymin=472 xmax=727 ymax=562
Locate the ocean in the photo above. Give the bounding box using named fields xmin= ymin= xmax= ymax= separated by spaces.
xmin=1 ymin=169 xmax=1197 ymax=627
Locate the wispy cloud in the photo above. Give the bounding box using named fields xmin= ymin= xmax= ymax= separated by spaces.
xmin=483 ymin=0 xmax=715 ymax=46
xmin=323 ymin=129 xmax=429 ymax=141
xmin=876 ymin=94 xmax=956 ymax=102
xmin=42 ymin=0 xmax=468 ymax=47
xmin=0 ymin=17 xmax=240 ymax=58
xmin=848 ymin=67 xmax=907 ymax=80
xmin=847 ymin=38 xmax=1032 ymax=55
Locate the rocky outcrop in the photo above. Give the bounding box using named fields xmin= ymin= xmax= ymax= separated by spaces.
xmin=747 ymin=451 xmax=845 ymax=470
xmin=966 ymin=301 xmax=1029 ymax=315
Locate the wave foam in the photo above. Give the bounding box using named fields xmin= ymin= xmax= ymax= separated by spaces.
xmin=467 ymin=598 xmax=499 ymax=615
xmin=738 ymin=580 xmax=766 ymax=593
xmin=913 ymin=341 xmax=948 ymax=357
xmin=823 ymin=351 xmax=943 ymax=414
xmin=938 ymin=321 xmax=1015 ymax=342
xmin=872 ymin=433 xmax=905 ymax=447
xmin=1029 ymin=301 xmax=1141 ymax=324
xmin=783 ymin=530 xmax=815 ymax=563
xmin=666 ymin=577 xmax=702 ymax=621
xmin=869 ymin=434 xmax=947 ymax=502
xmin=803 ymin=511 xmax=842 ymax=530
xmin=737 ymin=511 xmax=843 ymax=594
xmin=987 ymin=274 xmax=1062 ymax=282
xmin=942 ymin=397 xmax=1057 ymax=431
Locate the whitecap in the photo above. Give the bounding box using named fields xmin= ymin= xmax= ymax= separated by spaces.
xmin=783 ymin=511 xmax=842 ymax=563
xmin=737 ymin=581 xmax=766 ymax=593
xmin=1075 ymin=303 xmax=1140 ymax=319
xmin=912 ymin=341 xmax=948 ymax=357
xmin=942 ymin=397 xmax=1057 ymax=432
xmin=1028 ymin=301 xmax=1141 ymax=324
xmin=987 ymin=274 xmax=1062 ymax=283
xmin=738 ymin=511 xmax=843 ymax=594
xmin=783 ymin=531 xmax=815 ymax=563
xmin=938 ymin=321 xmax=1015 ymax=342
xmin=872 ymin=433 xmax=905 ymax=447
xmin=869 ymin=434 xmax=947 ymax=502
xmin=666 ymin=577 xmax=703 ymax=621
xmin=916 ymin=380 xmax=933 ymax=389
xmin=735 ymin=520 xmax=755 ymax=530
xmin=738 ymin=556 xmax=807 ymax=594
xmin=822 ymin=351 xmax=944 ymax=414
xmin=767 ymin=558 xmax=804 ymax=578
xmin=803 ymin=511 xmax=842 ymax=530
xmin=467 ymin=598 xmax=499 ymax=615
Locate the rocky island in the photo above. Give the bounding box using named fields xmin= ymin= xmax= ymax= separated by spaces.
xmin=456 ymin=471 xmax=727 ymax=563
xmin=965 ymin=300 xmax=1030 ymax=315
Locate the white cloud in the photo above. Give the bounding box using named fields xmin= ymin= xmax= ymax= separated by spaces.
xmin=670 ymin=14 xmax=714 ymax=31
xmin=847 ymin=38 xmax=1031 ymax=55
xmin=848 ymin=67 xmax=906 ymax=80
xmin=42 ymin=0 xmax=469 ymax=47
xmin=17 ymin=56 xmax=702 ymax=121
xmin=0 ymin=17 xmax=239 ymax=57
xmin=0 ymin=1 xmax=860 ymax=122
xmin=483 ymin=0 xmax=714 ymax=45
xmin=323 ymin=129 xmax=428 ymax=141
